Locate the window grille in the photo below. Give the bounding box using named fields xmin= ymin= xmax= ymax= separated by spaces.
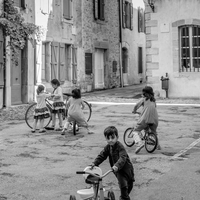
xmin=180 ymin=25 xmax=200 ymax=72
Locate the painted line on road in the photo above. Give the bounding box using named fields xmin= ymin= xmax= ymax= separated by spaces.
xmin=171 ymin=138 xmax=200 ymax=160
xmin=88 ymin=101 xmax=200 ymax=107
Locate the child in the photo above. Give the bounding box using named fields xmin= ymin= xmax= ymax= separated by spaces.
xmin=132 ymin=86 xmax=160 ymax=154
xmin=90 ymin=126 xmax=134 ymax=200
xmin=32 ymin=85 xmax=51 ymax=133
xmin=61 ymin=88 xmax=93 ymax=135
xmin=51 ymin=79 xmax=65 ymax=131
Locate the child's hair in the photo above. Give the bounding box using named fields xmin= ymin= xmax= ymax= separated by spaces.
xmin=142 ymin=86 xmax=156 ymax=102
xmin=104 ymin=126 xmax=118 ymax=139
xmin=37 ymin=85 xmax=45 ymax=95
xmin=72 ymin=88 xmax=81 ymax=99
xmin=51 ymin=79 xmax=60 ymax=86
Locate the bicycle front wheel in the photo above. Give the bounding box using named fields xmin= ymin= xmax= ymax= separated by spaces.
xmin=123 ymin=128 xmax=135 ymax=147
xmin=82 ymin=100 xmax=92 ymax=122
xmin=25 ymin=103 xmax=52 ymax=129
xmin=145 ymin=132 xmax=158 ymax=153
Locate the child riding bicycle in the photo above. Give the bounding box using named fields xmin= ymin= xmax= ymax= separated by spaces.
xmin=132 ymin=86 xmax=160 ymax=154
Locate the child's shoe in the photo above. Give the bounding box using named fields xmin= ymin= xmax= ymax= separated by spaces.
xmin=61 ymin=129 xmax=66 ymax=135
xmin=31 ymin=129 xmax=35 ymax=133
xmin=39 ymin=129 xmax=46 ymax=133
xmin=157 ymin=144 xmax=162 ymax=150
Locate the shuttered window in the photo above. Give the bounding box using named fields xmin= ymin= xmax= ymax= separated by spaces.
xmin=63 ymin=0 xmax=73 ymax=20
xmin=94 ymin=0 xmax=105 ymax=21
xmin=85 ymin=53 xmax=92 ymax=75
xmin=138 ymin=7 xmax=145 ymax=33
xmin=122 ymin=1 xmax=133 ymax=30
xmin=72 ymin=46 xmax=77 ymax=84
xmin=138 ymin=47 xmax=143 ymax=74
xmin=0 ymin=28 xmax=4 ymax=86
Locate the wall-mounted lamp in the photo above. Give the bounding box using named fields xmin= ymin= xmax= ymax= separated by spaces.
xmin=148 ymin=0 xmax=155 ymax=12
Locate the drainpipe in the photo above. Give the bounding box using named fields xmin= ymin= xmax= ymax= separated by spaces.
xmin=118 ymin=0 xmax=124 ymax=87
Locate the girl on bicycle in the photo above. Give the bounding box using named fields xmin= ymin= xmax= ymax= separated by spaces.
xmin=132 ymin=86 xmax=160 ymax=154
xmin=51 ymin=79 xmax=65 ymax=131
xmin=61 ymin=88 xmax=93 ymax=135
xmin=32 ymin=84 xmax=52 ymax=133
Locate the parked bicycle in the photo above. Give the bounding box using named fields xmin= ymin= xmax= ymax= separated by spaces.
xmin=25 ymin=93 xmax=92 ymax=135
xmin=69 ymin=166 xmax=115 ymax=200
xmin=123 ymin=112 xmax=158 ymax=153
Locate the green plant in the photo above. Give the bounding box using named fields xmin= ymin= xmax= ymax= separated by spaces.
xmin=0 ymin=0 xmax=44 ymax=65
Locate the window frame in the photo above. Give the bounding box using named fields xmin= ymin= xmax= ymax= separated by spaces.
xmin=179 ymin=25 xmax=200 ymax=72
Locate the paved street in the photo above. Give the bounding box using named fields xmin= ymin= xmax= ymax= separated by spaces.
xmin=1 ymin=85 xmax=200 ymax=200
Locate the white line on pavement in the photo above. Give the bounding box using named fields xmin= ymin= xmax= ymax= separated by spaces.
xmin=88 ymin=101 xmax=200 ymax=107
xmin=171 ymin=138 xmax=200 ymax=160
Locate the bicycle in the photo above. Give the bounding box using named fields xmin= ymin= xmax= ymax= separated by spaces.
xmin=123 ymin=112 xmax=158 ymax=153
xmin=69 ymin=166 xmax=115 ymax=200
xmin=25 ymin=93 xmax=92 ymax=135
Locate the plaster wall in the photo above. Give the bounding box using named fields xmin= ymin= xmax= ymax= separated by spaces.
xmin=122 ymin=2 xmax=146 ymax=85
xmin=146 ymin=0 xmax=200 ymax=98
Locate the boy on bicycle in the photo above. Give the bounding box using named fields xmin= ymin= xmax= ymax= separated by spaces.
xmin=90 ymin=126 xmax=135 ymax=200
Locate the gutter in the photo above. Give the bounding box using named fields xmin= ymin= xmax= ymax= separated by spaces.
xmin=118 ymin=0 xmax=124 ymax=88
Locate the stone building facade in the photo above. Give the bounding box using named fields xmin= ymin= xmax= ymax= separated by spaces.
xmin=144 ymin=0 xmax=200 ymax=98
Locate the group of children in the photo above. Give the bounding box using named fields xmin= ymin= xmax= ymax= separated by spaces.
xmin=32 ymin=81 xmax=159 ymax=200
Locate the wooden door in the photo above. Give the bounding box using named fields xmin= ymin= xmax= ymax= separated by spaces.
xmin=94 ymin=49 xmax=104 ymax=89
xmin=11 ymin=51 xmax=22 ymax=105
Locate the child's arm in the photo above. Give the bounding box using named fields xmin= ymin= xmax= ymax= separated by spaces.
xmin=92 ymin=146 xmax=109 ymax=167
xmin=81 ymin=100 xmax=85 ymax=109
xmin=112 ymin=145 xmax=128 ymax=171
xmin=132 ymin=98 xmax=144 ymax=113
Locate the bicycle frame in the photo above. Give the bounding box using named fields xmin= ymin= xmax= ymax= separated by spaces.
xmin=76 ymin=170 xmax=113 ymax=200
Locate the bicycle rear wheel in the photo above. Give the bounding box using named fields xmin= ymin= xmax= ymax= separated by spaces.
xmin=123 ymin=127 xmax=135 ymax=147
xmin=82 ymin=100 xmax=92 ymax=122
xmin=25 ymin=103 xmax=52 ymax=129
xmin=145 ymin=132 xmax=158 ymax=153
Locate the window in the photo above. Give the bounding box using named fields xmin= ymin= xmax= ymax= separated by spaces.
xmin=85 ymin=53 xmax=93 ymax=75
xmin=180 ymin=25 xmax=200 ymax=72
xmin=63 ymin=0 xmax=73 ymax=20
xmin=138 ymin=47 xmax=143 ymax=74
xmin=122 ymin=48 xmax=128 ymax=73
xmin=94 ymin=0 xmax=105 ymax=21
xmin=138 ymin=7 xmax=145 ymax=33
xmin=13 ymin=0 xmax=25 ymax=8
xmin=122 ymin=1 xmax=133 ymax=30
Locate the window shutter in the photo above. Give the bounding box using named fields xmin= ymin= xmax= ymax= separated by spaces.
xmin=35 ymin=43 xmax=42 ymax=83
xmin=59 ymin=43 xmax=66 ymax=83
xmin=141 ymin=8 xmax=145 ymax=32
xmin=85 ymin=53 xmax=92 ymax=75
xmin=0 ymin=27 xmax=4 ymax=86
xmin=122 ymin=0 xmax=126 ymax=28
xmin=138 ymin=47 xmax=143 ymax=73
xmin=51 ymin=42 xmax=59 ymax=79
xmin=45 ymin=43 xmax=51 ymax=82
xmin=130 ymin=3 xmax=133 ymax=30
xmin=63 ymin=0 xmax=72 ymax=20
xmin=94 ymin=0 xmax=98 ymax=20
xmin=138 ymin=7 xmax=142 ymax=32
xmin=72 ymin=46 xmax=77 ymax=84
xmin=100 ymin=0 xmax=105 ymax=20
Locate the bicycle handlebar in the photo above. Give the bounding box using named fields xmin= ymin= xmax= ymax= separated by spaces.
xmin=76 ymin=169 xmax=113 ymax=179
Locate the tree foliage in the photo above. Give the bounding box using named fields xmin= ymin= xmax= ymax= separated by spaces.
xmin=0 ymin=0 xmax=44 ymax=64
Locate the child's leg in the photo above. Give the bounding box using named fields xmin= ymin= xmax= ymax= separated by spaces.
xmin=117 ymin=174 xmax=131 ymax=200
xmin=61 ymin=121 xmax=70 ymax=135
xmin=32 ymin=118 xmax=38 ymax=132
xmin=39 ymin=119 xmax=45 ymax=132
xmin=58 ymin=112 xmax=63 ymax=128
xmin=51 ymin=113 xmax=56 ymax=128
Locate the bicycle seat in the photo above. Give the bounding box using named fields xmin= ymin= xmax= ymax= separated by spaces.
xmin=85 ymin=175 xmax=101 ymax=184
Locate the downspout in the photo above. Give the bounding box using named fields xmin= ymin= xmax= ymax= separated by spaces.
xmin=118 ymin=0 xmax=124 ymax=87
